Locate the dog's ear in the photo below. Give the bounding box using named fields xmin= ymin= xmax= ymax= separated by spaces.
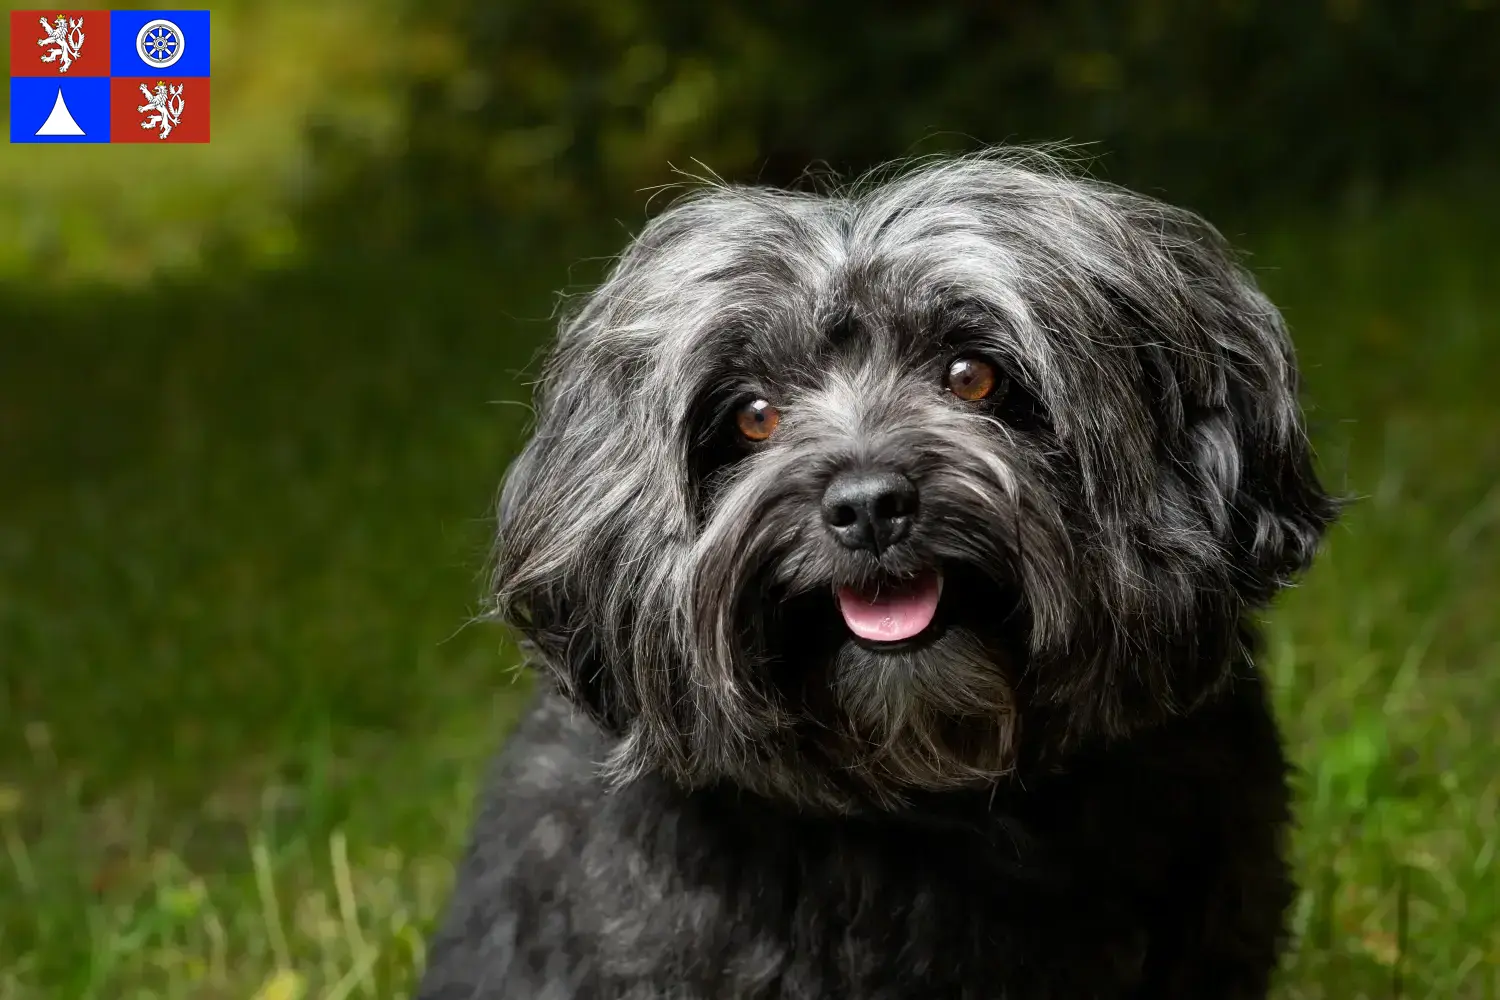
xmin=491 ymin=433 xmax=637 ymax=735
xmin=1053 ymin=210 xmax=1339 ymax=736
xmin=1209 ymin=399 xmax=1336 ymax=598
xmin=1161 ymin=223 xmax=1341 ymax=604
xmin=1087 ymin=220 xmax=1337 ymax=604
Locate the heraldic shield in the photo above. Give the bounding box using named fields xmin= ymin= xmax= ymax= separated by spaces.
xmin=9 ymin=8 xmax=209 ymax=143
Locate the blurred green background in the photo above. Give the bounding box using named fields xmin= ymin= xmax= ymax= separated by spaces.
xmin=1 ymin=1 xmax=1497 ymax=997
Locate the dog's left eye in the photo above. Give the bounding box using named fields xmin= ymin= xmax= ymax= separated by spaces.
xmin=945 ymin=357 xmax=1002 ymax=402
xmin=735 ymin=399 xmax=781 ymax=441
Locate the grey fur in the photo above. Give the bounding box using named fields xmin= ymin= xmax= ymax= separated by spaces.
xmin=420 ymin=148 xmax=1337 ymax=999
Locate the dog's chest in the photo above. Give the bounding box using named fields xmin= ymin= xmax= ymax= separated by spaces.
xmin=551 ymin=785 xmax=1149 ymax=999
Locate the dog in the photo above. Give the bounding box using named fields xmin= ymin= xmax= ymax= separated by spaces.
xmin=416 ymin=149 xmax=1338 ymax=999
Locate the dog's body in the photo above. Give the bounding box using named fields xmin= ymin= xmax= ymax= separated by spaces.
xmin=420 ymin=676 xmax=1292 ymax=999
xmin=418 ymin=151 xmax=1336 ymax=999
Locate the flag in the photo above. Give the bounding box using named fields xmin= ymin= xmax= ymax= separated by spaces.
xmin=9 ymin=9 xmax=210 ymax=143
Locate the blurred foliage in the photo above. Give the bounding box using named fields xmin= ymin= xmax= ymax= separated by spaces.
xmin=6 ymin=0 xmax=1496 ymax=280
xmin=304 ymin=0 xmax=1500 ymax=253
xmin=0 ymin=0 xmax=405 ymax=285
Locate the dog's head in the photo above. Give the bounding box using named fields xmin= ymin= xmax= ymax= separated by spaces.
xmin=492 ymin=152 xmax=1337 ymax=811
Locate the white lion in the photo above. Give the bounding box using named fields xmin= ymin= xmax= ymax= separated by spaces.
xmin=37 ymin=14 xmax=85 ymax=74
xmin=137 ymin=82 xmax=186 ymax=140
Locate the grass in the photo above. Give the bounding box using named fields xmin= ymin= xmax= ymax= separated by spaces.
xmin=1 ymin=181 xmax=1497 ymax=999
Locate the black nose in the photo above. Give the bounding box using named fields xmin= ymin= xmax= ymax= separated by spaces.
xmin=821 ymin=470 xmax=918 ymax=553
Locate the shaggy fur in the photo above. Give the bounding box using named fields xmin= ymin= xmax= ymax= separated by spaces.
xmin=417 ymin=149 xmax=1338 ymax=999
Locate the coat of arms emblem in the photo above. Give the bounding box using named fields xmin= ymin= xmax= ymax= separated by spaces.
xmin=137 ymin=81 xmax=186 ymax=140
xmin=36 ymin=14 xmax=85 ymax=74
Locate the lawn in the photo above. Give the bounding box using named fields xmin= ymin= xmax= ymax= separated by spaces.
xmin=1 ymin=180 xmax=1496 ymax=999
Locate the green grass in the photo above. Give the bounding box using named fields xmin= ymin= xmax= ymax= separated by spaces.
xmin=1 ymin=182 xmax=1497 ymax=999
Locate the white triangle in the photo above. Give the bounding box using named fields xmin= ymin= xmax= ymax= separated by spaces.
xmin=35 ymin=89 xmax=85 ymax=136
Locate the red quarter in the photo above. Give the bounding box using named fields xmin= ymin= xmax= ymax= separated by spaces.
xmin=109 ymin=76 xmax=210 ymax=143
xmin=9 ymin=10 xmax=110 ymax=77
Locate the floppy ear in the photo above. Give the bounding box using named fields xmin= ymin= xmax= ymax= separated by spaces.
xmin=1084 ymin=229 xmax=1337 ymax=608
xmin=1167 ymin=234 xmax=1341 ymax=605
xmin=491 ymin=430 xmax=637 ymax=735
xmin=1211 ymin=378 xmax=1340 ymax=605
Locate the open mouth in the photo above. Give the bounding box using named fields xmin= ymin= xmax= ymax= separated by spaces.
xmin=835 ymin=569 xmax=943 ymax=645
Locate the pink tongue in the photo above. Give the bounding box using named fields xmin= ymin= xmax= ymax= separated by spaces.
xmin=836 ymin=572 xmax=942 ymax=642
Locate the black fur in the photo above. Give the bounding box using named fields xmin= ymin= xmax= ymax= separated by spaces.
xmin=418 ymin=150 xmax=1338 ymax=999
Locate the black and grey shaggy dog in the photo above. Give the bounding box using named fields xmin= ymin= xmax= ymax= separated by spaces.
xmin=418 ymin=150 xmax=1338 ymax=999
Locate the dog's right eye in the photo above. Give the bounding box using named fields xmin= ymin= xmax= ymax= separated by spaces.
xmin=945 ymin=357 xmax=1003 ymax=402
xmin=735 ymin=399 xmax=780 ymax=441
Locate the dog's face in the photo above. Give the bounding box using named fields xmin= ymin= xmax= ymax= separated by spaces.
xmin=493 ymin=154 xmax=1336 ymax=811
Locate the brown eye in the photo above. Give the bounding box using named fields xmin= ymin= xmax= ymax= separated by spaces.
xmin=735 ymin=399 xmax=780 ymax=441
xmin=945 ymin=357 xmax=1000 ymax=401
